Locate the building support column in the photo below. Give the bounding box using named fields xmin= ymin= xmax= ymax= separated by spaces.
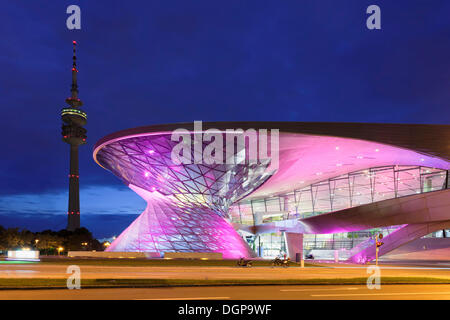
xmin=285 ymin=232 xmax=303 ymax=264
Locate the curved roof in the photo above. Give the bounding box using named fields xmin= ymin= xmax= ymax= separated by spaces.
xmin=95 ymin=122 xmax=450 ymax=160
xmin=94 ymin=122 xmax=450 ymax=199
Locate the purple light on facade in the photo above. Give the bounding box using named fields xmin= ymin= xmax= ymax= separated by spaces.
xmin=105 ymin=185 xmax=255 ymax=259
xmin=93 ymin=126 xmax=450 ymax=260
xmin=94 ymin=131 xmax=271 ymax=258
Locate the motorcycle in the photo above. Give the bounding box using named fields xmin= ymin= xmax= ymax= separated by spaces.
xmin=272 ymin=256 xmax=290 ymax=267
xmin=237 ymin=257 xmax=253 ymax=267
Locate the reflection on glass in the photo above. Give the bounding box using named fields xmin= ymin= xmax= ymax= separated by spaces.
xmin=231 ymin=165 xmax=448 ymax=225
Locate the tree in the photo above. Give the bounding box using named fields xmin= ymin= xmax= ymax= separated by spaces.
xmin=0 ymin=225 xmax=104 ymax=254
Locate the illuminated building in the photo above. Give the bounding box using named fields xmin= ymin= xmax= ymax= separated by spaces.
xmin=94 ymin=122 xmax=450 ymax=261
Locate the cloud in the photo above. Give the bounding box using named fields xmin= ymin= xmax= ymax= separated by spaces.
xmin=0 ymin=184 xmax=145 ymax=217
xmin=0 ymin=184 xmax=144 ymax=237
xmin=0 ymin=212 xmax=138 ymax=239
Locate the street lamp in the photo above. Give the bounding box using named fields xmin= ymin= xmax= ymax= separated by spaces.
xmin=57 ymin=247 xmax=64 ymax=256
xmin=375 ymin=233 xmax=384 ymax=266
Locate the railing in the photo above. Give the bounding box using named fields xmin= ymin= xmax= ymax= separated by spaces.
xmin=304 ymin=239 xmax=368 ymax=250
xmin=232 ymin=167 xmax=450 ymax=225
xmin=346 ymin=224 xmax=408 ymax=263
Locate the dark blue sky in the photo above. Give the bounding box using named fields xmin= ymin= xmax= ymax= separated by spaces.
xmin=0 ymin=1 xmax=449 ymax=238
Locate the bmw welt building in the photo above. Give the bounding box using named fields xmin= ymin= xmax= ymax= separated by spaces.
xmin=94 ymin=122 xmax=450 ymax=262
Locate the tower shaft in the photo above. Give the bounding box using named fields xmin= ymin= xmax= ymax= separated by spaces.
xmin=67 ymin=145 xmax=80 ymax=230
xmin=61 ymin=40 xmax=87 ymax=231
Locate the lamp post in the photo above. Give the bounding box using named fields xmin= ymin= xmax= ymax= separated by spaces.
xmin=375 ymin=233 xmax=384 ymax=266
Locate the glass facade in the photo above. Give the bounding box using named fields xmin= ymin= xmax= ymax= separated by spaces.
xmin=96 ymin=132 xmax=273 ymax=217
xmin=231 ymin=165 xmax=449 ymax=224
xmin=231 ymin=165 xmax=449 ymax=258
xmin=95 ymin=132 xmax=276 ymax=258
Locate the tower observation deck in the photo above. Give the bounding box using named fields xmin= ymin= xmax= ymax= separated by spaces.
xmin=61 ymin=41 xmax=87 ymax=231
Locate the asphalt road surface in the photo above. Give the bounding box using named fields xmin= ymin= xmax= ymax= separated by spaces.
xmin=1 ymin=284 xmax=450 ymax=300
xmin=1 ymin=264 xmax=450 ymax=280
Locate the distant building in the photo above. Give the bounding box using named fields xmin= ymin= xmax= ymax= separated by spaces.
xmin=61 ymin=41 xmax=87 ymax=231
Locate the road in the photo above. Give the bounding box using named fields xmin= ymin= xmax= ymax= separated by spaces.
xmin=1 ymin=284 xmax=450 ymax=300
xmin=1 ymin=261 xmax=450 ymax=300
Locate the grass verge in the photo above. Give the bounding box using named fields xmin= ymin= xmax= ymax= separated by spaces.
xmin=36 ymin=258 xmax=317 ymax=268
xmin=1 ymin=277 xmax=450 ymax=289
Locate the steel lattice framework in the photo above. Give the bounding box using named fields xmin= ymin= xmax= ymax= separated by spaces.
xmin=106 ymin=188 xmax=256 ymax=258
xmin=95 ymin=132 xmax=273 ymax=258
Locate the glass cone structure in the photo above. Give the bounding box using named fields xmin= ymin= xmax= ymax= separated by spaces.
xmin=106 ymin=185 xmax=256 ymax=258
xmin=94 ymin=131 xmax=273 ymax=258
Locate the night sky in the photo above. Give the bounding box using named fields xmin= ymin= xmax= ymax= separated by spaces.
xmin=1 ymin=1 xmax=449 ymax=238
